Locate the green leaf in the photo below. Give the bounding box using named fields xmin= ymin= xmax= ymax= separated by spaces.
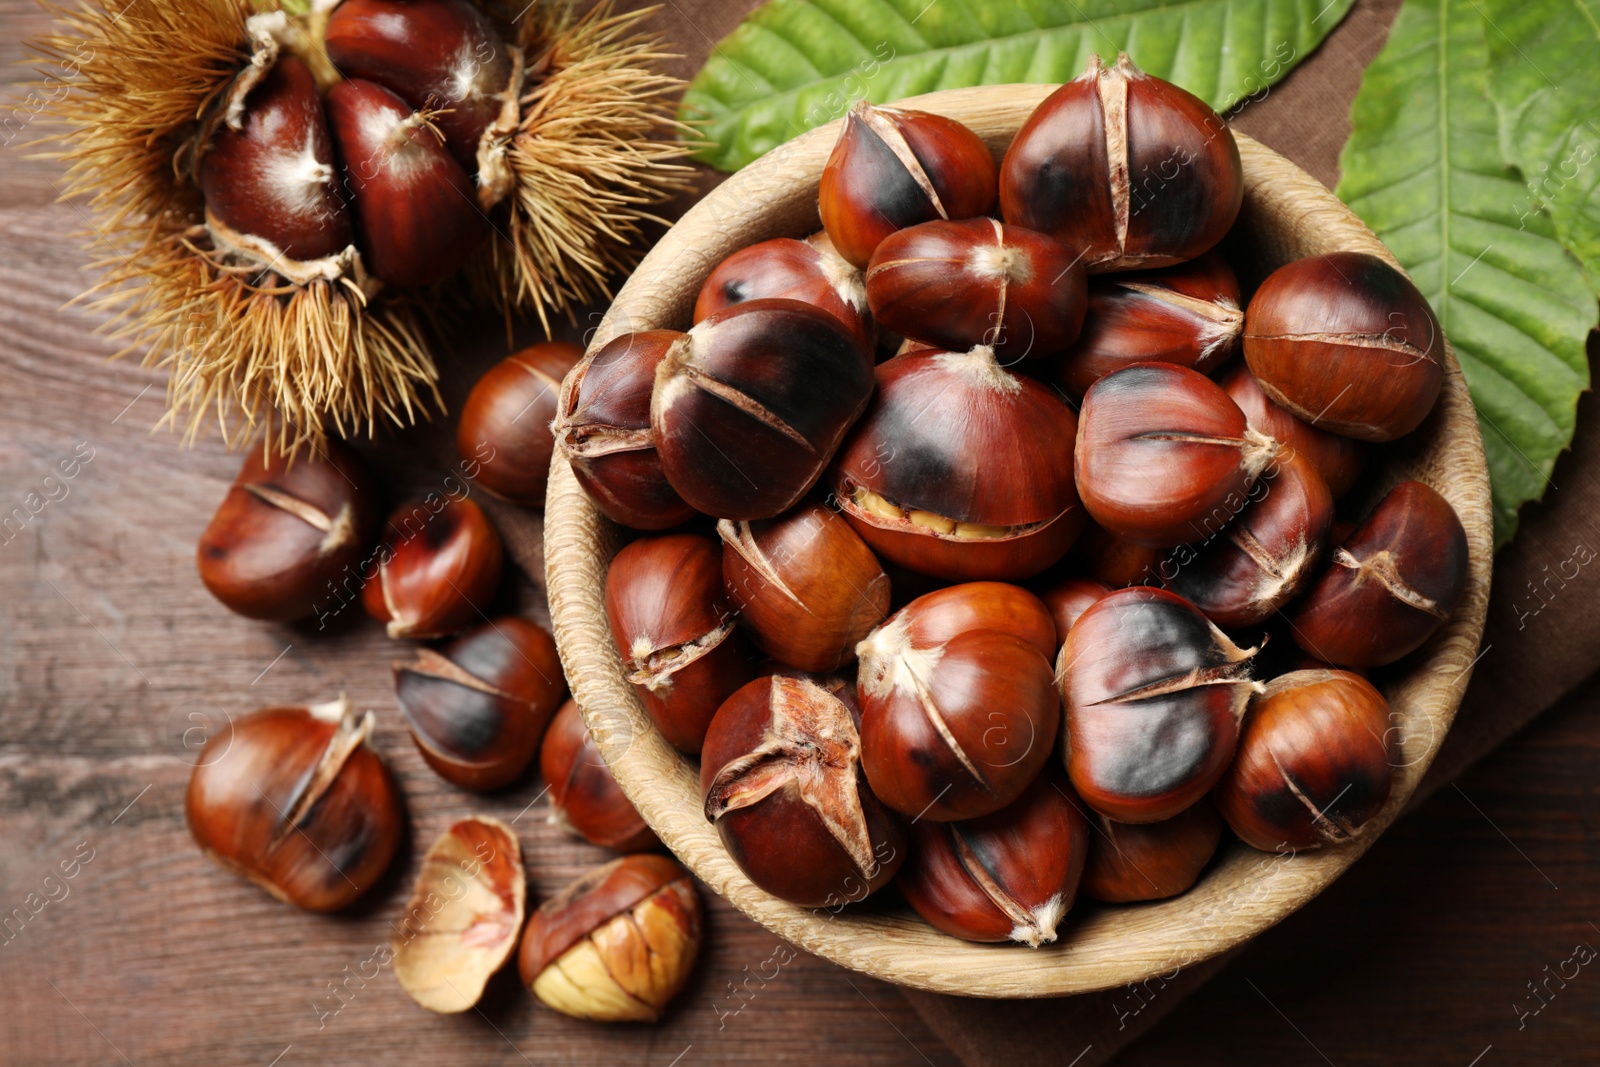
xmin=1336 ymin=0 xmax=1594 ymax=547
xmin=680 ymin=0 xmax=1356 ymax=172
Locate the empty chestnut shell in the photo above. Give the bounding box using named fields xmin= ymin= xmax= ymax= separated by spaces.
xmin=694 ymin=233 xmax=871 ymax=348
xmin=1289 ymin=480 xmax=1468 ymax=666
xmin=394 ymin=616 xmax=566 ymax=791
xmin=702 ymin=674 xmax=907 ymax=907
xmin=457 ymin=342 xmax=584 ymax=507
xmin=362 ymin=496 xmax=505 ymax=639
xmin=899 ymin=775 xmax=1089 ymax=946
xmin=1220 ymin=362 xmax=1366 ymax=499
xmin=1081 ymin=798 xmax=1224 ymax=903
xmin=1215 ymin=669 xmax=1395 ymax=851
xmin=1061 ymin=587 xmax=1260 ymax=822
xmin=541 ymin=698 xmax=659 ymax=853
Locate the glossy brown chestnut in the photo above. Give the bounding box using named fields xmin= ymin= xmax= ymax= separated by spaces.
xmin=1215 ymin=670 xmax=1394 ymax=851
xmin=553 ymin=331 xmax=698 ymax=530
xmin=718 ymin=502 xmax=891 ymax=672
xmin=1220 ymin=362 xmax=1366 ymax=498
xmin=541 ymin=698 xmax=659 ymax=853
xmin=694 ymin=233 xmax=871 ymax=348
xmin=1075 ymin=362 xmax=1279 ymax=547
xmin=702 ymin=674 xmax=907 ymax=907
xmin=518 ymin=855 xmax=701 ymax=1022
xmin=1081 ymin=798 xmax=1224 ymax=903
xmin=1001 ymin=53 xmax=1243 ymax=272
xmin=865 ymin=218 xmax=1088 ymax=358
xmin=652 ymin=299 xmax=873 ymax=520
xmin=185 ymin=697 xmax=401 ymax=911
xmin=394 ymin=616 xmax=566 ymax=791
xmin=324 ymin=78 xmax=489 ymax=288
xmin=1061 ymin=587 xmax=1260 ymax=822
xmin=1243 ymin=252 xmax=1444 ymax=442
xmin=899 ymin=775 xmax=1089 ymax=946
xmin=1166 ymin=448 xmax=1334 ymax=628
xmin=1052 ymin=253 xmax=1243 ymax=397
xmin=1037 ymin=576 xmax=1112 ymax=652
xmin=197 ymin=440 xmax=378 ymax=623
xmin=457 ymin=342 xmax=584 ymax=507
xmin=198 ymin=55 xmax=352 ymax=262
xmin=832 ymin=346 xmax=1084 ymax=581
xmin=362 ymin=496 xmax=505 ymax=639
xmin=1288 ymin=480 xmax=1468 ymax=666
xmin=856 ymin=583 xmax=1060 ymax=821
xmin=605 ymin=533 xmax=753 ymax=753
xmin=819 ymin=100 xmax=998 ymax=269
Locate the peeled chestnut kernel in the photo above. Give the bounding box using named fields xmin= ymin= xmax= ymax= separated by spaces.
xmin=185 ymin=696 xmax=401 ymax=912
xmin=518 ymin=855 xmax=701 ymax=1022
xmin=1052 ymin=253 xmax=1243 ymax=397
xmin=702 ymin=674 xmax=907 ymax=907
xmin=605 ymin=533 xmax=753 ymax=753
xmin=325 ymin=78 xmax=489 ymax=288
xmin=1061 ymin=587 xmax=1260 ymax=822
xmin=1216 ymin=670 xmax=1395 ymax=851
xmin=819 ymin=100 xmax=999 ymax=270
xmin=1002 ymin=53 xmax=1243 ymax=272
xmin=1221 ymin=362 xmax=1366 ymax=498
xmin=553 ymin=331 xmax=697 ymax=531
xmin=856 ymin=583 xmax=1060 ymax=821
xmin=542 ymin=698 xmax=659 ymax=853
xmin=198 ymin=55 xmax=353 ymax=262
xmin=1167 ymin=448 xmax=1335 ymax=628
xmin=653 ymin=299 xmax=873 ymax=520
xmin=1244 ymin=252 xmax=1444 ymax=442
xmin=718 ymin=502 xmax=891 ymax=672
xmin=865 ymin=218 xmax=1088 ymax=358
xmin=694 ymin=234 xmax=871 ymax=348
xmin=899 ymin=775 xmax=1089 ymax=946
xmin=832 ymin=346 xmax=1084 ymax=581
xmin=1082 ymin=798 xmax=1224 ymax=903
xmin=362 ymin=497 xmax=505 ymax=640
xmin=457 ymin=343 xmax=584 ymax=507
xmin=1289 ymin=480 xmax=1468 ymax=667
xmin=197 ymin=440 xmax=377 ymax=623
xmin=393 ymin=817 xmax=525 ymax=1013
xmin=1037 ymin=576 xmax=1112 ymax=652
xmin=1076 ymin=362 xmax=1279 ymax=547
xmin=395 ymin=617 xmax=566 ymax=791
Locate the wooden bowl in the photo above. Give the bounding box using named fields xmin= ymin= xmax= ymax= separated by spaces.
xmin=539 ymin=85 xmax=1493 ymax=997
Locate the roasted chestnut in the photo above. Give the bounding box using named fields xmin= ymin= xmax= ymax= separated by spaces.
xmin=542 ymin=698 xmax=659 ymax=853
xmin=1037 ymin=575 xmax=1112 ymax=652
xmin=1243 ymin=252 xmax=1443 ymax=442
xmin=1081 ymin=798 xmax=1224 ymax=903
xmin=702 ymin=674 xmax=906 ymax=907
xmin=694 ymin=233 xmax=871 ymax=348
xmin=1289 ymin=480 xmax=1468 ymax=666
xmin=1220 ymin=362 xmax=1366 ymax=498
xmin=457 ymin=342 xmax=584 ymax=507
xmin=1060 ymin=586 xmax=1259 ymax=822
xmin=605 ymin=533 xmax=752 ymax=753
xmin=362 ymin=496 xmax=505 ymax=639
xmin=1215 ymin=669 xmax=1395 ymax=851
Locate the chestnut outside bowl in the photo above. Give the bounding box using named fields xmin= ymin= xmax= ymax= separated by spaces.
xmin=537 ymin=85 xmax=1493 ymax=998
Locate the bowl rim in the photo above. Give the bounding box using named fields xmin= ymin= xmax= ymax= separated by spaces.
xmin=542 ymin=83 xmax=1494 ymax=998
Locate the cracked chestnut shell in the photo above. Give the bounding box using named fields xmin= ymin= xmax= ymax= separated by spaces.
xmin=695 ymin=233 xmax=872 ymax=349
xmin=1288 ymin=480 xmax=1468 ymax=666
xmin=197 ymin=440 xmax=377 ymax=623
xmin=652 ymin=299 xmax=874 ymax=520
xmin=554 ymin=331 xmax=698 ymax=531
xmin=518 ymin=854 xmax=701 ymax=1022
xmin=1052 ymin=253 xmax=1243 ymax=397
xmin=899 ymin=775 xmax=1089 ymax=946
xmin=1060 ymin=587 xmax=1260 ymax=822
xmin=833 ymin=346 xmax=1083 ymax=581
xmin=1081 ymin=798 xmax=1224 ymax=903
xmin=542 ymin=698 xmax=659 ymax=853
xmin=1243 ymin=252 xmax=1444 ymax=442
xmin=856 ymin=582 xmax=1060 ymax=821
xmin=702 ymin=674 xmax=907 ymax=907
xmin=1220 ymin=362 xmax=1367 ymax=499
xmin=820 ymin=100 xmax=999 ymax=270
xmin=1075 ymin=362 xmax=1279 ymax=547
xmin=185 ymin=697 xmax=401 ymax=912
xmin=1001 ymin=53 xmax=1243 ymax=272
xmin=395 ymin=616 xmax=566 ymax=791
xmin=362 ymin=496 xmax=505 ymax=639
xmin=605 ymin=533 xmax=753 ymax=754
xmin=1215 ymin=669 xmax=1394 ymax=851
xmin=457 ymin=342 xmax=584 ymax=507
xmin=865 ymin=218 xmax=1088 ymax=358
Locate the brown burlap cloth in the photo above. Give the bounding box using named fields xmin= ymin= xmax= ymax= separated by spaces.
xmin=510 ymin=0 xmax=1599 ymax=1061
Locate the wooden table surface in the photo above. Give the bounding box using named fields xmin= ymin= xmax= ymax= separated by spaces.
xmin=3 ymin=1 xmax=1598 ymax=1064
